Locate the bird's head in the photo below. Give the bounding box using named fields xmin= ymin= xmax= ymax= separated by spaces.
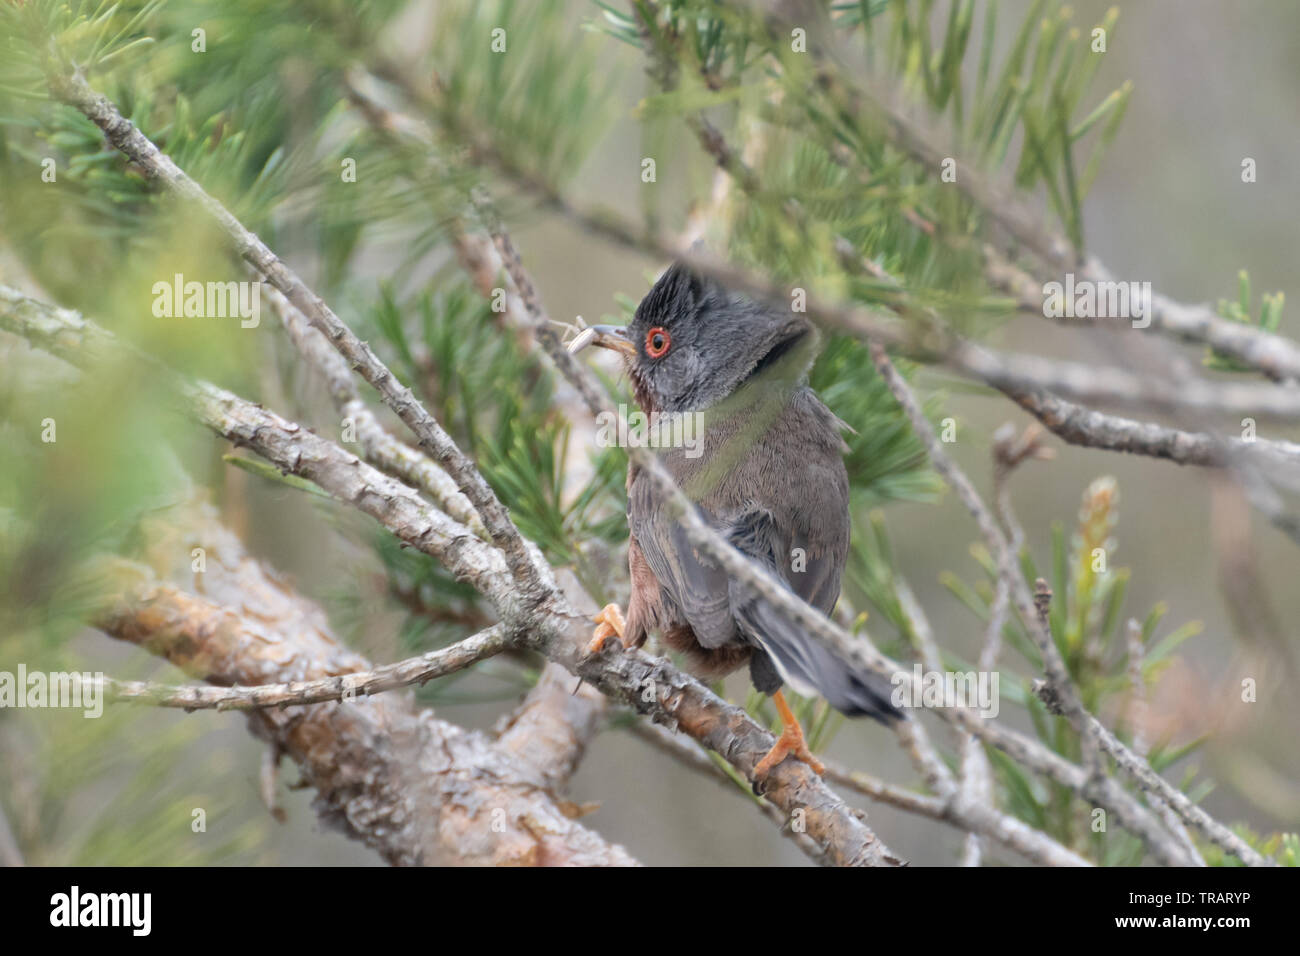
xmin=570 ymin=263 xmax=813 ymax=413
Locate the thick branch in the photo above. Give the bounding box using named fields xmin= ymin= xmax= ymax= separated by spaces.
xmin=94 ymin=505 xmax=636 ymax=867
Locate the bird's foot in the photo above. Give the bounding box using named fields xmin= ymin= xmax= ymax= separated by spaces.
xmin=754 ymin=690 xmax=825 ymax=778
xmin=586 ymin=603 xmax=628 ymax=655
xmin=754 ymin=725 xmax=826 ymax=778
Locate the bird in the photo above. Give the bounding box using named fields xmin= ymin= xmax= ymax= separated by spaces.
xmin=569 ymin=262 xmax=899 ymax=777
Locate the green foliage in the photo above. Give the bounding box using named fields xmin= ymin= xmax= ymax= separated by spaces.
xmin=811 ymin=339 xmax=944 ymax=506
xmin=432 ymin=0 xmax=619 ymax=185
xmin=937 ymin=475 xmax=1219 ymax=863
xmin=592 ymin=0 xmax=1128 ymax=302
xmin=0 ymin=0 xmax=1278 ymax=867
xmin=1201 ymin=828 xmax=1298 ymax=868
xmin=1207 ymin=269 xmax=1285 ymax=371
xmin=864 ymin=0 xmax=1131 ymax=252
xmin=0 ymin=0 xmax=163 ymax=90
xmin=2 ymin=689 xmax=271 ymax=864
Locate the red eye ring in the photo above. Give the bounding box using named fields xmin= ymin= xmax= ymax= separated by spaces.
xmin=645 ymin=326 xmax=671 ymax=358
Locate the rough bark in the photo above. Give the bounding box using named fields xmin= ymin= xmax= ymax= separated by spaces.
xmin=96 ymin=502 xmax=639 ymax=867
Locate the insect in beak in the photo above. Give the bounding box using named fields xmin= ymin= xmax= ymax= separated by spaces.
xmin=568 ymin=324 xmax=636 ymax=357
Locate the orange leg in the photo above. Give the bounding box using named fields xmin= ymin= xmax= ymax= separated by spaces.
xmin=586 ymin=604 xmax=628 ymax=654
xmin=754 ymin=690 xmax=825 ymax=777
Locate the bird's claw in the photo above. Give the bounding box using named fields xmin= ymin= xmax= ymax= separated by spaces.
xmin=586 ymin=604 xmax=628 ymax=655
xmin=754 ymin=726 xmax=826 ymax=778
xmin=754 ymin=693 xmax=826 ymax=778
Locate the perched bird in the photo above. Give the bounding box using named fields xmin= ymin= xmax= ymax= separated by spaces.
xmin=571 ymin=263 xmax=899 ymax=776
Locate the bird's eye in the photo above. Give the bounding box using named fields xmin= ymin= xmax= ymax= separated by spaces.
xmin=645 ymin=327 xmax=671 ymax=358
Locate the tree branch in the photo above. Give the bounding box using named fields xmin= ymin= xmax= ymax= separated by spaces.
xmin=94 ymin=503 xmax=637 ymax=866
xmin=2 ymin=287 xmax=903 ymax=867
xmin=47 ymin=68 xmax=548 ymax=603
xmin=92 ymin=623 xmax=507 ymax=712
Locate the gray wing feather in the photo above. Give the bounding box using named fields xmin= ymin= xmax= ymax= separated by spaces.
xmin=629 ymin=474 xmax=738 ymax=648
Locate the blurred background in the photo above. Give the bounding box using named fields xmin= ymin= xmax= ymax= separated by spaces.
xmin=1 ymin=0 xmax=1297 ymax=865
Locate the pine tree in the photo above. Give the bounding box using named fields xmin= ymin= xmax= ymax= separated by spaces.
xmin=0 ymin=0 xmax=1294 ymax=868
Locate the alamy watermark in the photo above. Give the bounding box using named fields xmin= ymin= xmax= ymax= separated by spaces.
xmin=595 ymin=405 xmax=704 ymax=459
xmin=50 ymin=886 xmax=150 ymax=936
xmin=0 ymin=665 xmax=103 ymax=718
xmin=891 ymin=664 xmax=1000 ymax=718
xmin=152 ymin=273 xmax=261 ymax=328
xmin=1042 ymin=273 xmax=1152 ymax=328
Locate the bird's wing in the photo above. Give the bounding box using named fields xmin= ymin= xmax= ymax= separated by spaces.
xmin=628 ymin=472 xmax=739 ymax=649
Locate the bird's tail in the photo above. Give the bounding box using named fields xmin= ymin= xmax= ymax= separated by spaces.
xmin=732 ymin=588 xmax=902 ymax=723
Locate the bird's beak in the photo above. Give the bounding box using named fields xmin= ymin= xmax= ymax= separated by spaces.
xmin=568 ymin=324 xmax=636 ymax=358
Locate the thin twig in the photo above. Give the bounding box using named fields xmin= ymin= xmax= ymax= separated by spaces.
xmin=867 ymin=342 xmax=1201 ymax=867
xmin=93 ymin=625 xmax=508 ymax=711
xmin=822 ymin=761 xmax=1091 ymax=867
xmin=264 ymin=285 xmax=488 ymax=538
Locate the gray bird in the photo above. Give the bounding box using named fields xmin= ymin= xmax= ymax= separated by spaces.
xmin=572 ymin=263 xmax=899 ymax=776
